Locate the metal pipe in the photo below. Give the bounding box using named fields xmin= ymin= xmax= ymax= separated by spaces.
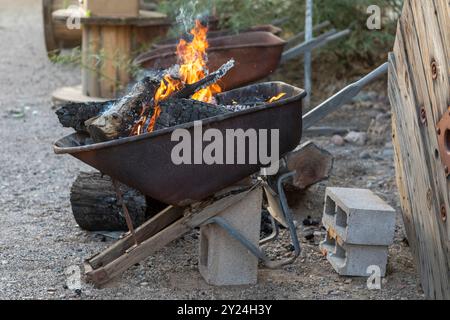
xmin=204 ymin=216 xmax=271 ymax=262
xmin=280 ymin=28 xmax=351 ymax=63
xmin=285 ymin=21 xmax=331 ymax=49
xmin=276 ymin=172 xmax=301 ymax=258
xmin=281 ymin=29 xmax=335 ymax=63
xmin=302 ymin=62 xmax=388 ymax=130
xmin=304 ymin=0 xmax=313 ymax=107
xmin=259 ymin=215 xmax=280 ymax=245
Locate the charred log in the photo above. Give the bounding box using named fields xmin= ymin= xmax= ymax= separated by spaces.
xmin=86 ymin=76 xmax=161 ymax=142
xmin=55 ymin=100 xmax=115 ymax=133
xmin=154 ymin=98 xmax=231 ymax=130
xmin=171 ymin=59 xmax=235 ymax=100
xmin=85 ymin=61 xmax=235 ymax=142
xmin=70 ymin=171 xmax=167 ymax=231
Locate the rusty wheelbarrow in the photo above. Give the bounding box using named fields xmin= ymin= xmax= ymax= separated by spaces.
xmin=54 ymin=82 xmax=306 ymax=206
xmin=54 ymin=65 xmax=387 ymax=286
xmin=134 ymin=25 xmax=350 ymax=91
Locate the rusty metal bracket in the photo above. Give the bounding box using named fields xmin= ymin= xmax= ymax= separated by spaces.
xmin=112 ymin=179 xmax=139 ymax=248
xmin=436 ymin=108 xmax=450 ymax=177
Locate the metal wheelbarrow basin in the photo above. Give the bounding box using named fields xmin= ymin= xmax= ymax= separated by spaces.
xmin=134 ymin=32 xmax=286 ymax=91
xmin=152 ymin=24 xmax=283 ymax=49
xmin=54 ymin=82 xmax=306 ymax=206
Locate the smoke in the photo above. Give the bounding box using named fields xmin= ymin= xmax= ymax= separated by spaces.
xmin=174 ymin=0 xmax=212 ymax=37
xmin=176 ymin=1 xmax=199 ymax=34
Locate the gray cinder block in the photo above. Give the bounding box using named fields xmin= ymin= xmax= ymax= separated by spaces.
xmin=320 ymin=187 xmax=395 ymax=277
xmin=322 ymin=187 xmax=396 ymax=246
xmin=198 ymin=187 xmax=263 ymax=286
xmin=320 ymin=231 xmax=389 ymax=277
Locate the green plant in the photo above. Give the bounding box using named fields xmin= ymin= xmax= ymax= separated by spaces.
xmin=157 ymin=0 xmax=403 ymax=69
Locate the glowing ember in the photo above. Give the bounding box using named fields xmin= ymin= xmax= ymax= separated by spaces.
xmin=268 ymin=92 xmax=286 ymax=103
xmin=132 ymin=20 xmax=222 ymax=135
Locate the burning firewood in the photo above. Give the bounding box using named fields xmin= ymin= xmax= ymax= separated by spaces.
xmin=154 ymin=98 xmax=231 ymax=131
xmin=55 ymin=100 xmax=115 ymax=133
xmin=85 ymin=60 xmax=235 ymax=142
xmin=84 ymin=76 xmax=162 ymax=142
xmin=170 ymin=59 xmax=234 ymax=100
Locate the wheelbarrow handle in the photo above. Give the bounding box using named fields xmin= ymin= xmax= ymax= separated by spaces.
xmin=302 ymin=62 xmax=388 ymax=130
xmin=281 ymin=28 xmax=351 ymax=63
xmin=285 ymin=21 xmax=331 ymax=48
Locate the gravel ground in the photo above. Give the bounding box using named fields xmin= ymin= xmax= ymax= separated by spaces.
xmin=0 ymin=0 xmax=424 ymax=300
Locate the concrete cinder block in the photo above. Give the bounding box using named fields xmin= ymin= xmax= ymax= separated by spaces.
xmin=198 ymin=187 xmax=263 ymax=286
xmin=320 ymin=231 xmax=388 ymax=277
xmin=322 ymin=187 xmax=396 ymax=246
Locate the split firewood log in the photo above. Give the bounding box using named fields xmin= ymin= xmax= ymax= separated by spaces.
xmin=70 ymin=171 xmax=167 ymax=231
xmin=170 ymin=59 xmax=234 ymax=100
xmin=85 ymin=76 xmax=162 ymax=142
xmin=269 ymin=141 xmax=334 ymax=191
xmin=285 ymin=141 xmax=334 ymax=189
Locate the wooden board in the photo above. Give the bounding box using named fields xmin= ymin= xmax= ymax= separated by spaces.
xmin=52 ymin=9 xmax=169 ymax=26
xmin=388 ymin=0 xmax=450 ymax=299
xmin=43 ymin=0 xmax=82 ymax=56
xmin=51 ymin=85 xmax=109 ymax=105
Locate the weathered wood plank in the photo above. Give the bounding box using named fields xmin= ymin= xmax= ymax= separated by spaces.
xmin=89 ymin=205 xmax=184 ymax=269
xmin=389 ymin=0 xmax=450 ymax=299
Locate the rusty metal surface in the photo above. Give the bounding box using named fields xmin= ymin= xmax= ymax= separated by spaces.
xmin=54 ymin=82 xmax=305 ymax=206
xmin=153 ymin=25 xmax=283 ymax=49
xmin=436 ymin=108 xmax=450 ymax=177
xmin=134 ymin=32 xmax=286 ymax=91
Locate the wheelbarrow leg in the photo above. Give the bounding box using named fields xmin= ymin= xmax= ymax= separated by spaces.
xmin=87 ymin=206 xmax=184 ymax=270
xmin=112 ymin=179 xmax=139 ymax=248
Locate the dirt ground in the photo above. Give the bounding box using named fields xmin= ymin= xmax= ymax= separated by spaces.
xmin=0 ymin=0 xmax=424 ymax=300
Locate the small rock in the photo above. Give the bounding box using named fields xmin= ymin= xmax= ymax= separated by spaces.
xmin=47 ymin=288 xmax=57 ymax=295
xmin=359 ymin=150 xmax=371 ymax=159
xmin=140 ymin=282 xmax=149 ymax=287
xmin=7 ymin=108 xmax=25 ymax=119
xmin=344 ymin=131 xmax=368 ymax=146
xmin=328 ymin=290 xmax=339 ymax=295
xmin=313 ymin=231 xmax=326 ymax=245
xmin=344 ymin=279 xmax=353 ymax=284
xmin=302 ymin=216 xmax=319 ymax=226
xmin=331 ymin=135 xmax=345 ymax=146
xmin=285 ymin=244 xmax=295 ymax=252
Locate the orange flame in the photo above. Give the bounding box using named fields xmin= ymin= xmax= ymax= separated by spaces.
xmin=177 ymin=20 xmax=221 ymax=103
xmin=268 ymin=92 xmax=286 ymax=103
xmin=132 ymin=20 xmax=222 ymax=135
